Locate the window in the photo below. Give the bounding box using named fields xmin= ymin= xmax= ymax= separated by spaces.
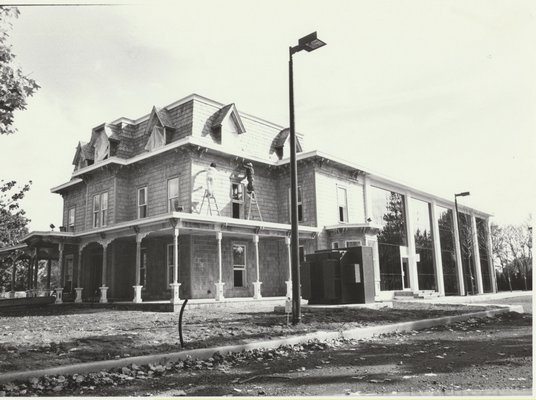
xmin=168 ymin=178 xmax=179 ymax=212
xmin=167 ymin=244 xmax=177 ymax=286
xmin=231 ymin=182 xmax=244 ymax=219
xmin=345 ymin=240 xmax=362 ymax=248
xmin=68 ymin=208 xmax=75 ymax=232
xmin=140 ymin=248 xmax=147 ymax=287
xmin=288 ymin=186 xmax=303 ymax=222
xmin=92 ymin=192 xmax=108 ymax=228
xmin=331 ymin=242 xmax=339 ymax=249
xmin=138 ymin=187 xmax=147 ymax=218
xmin=64 ymin=255 xmax=73 ymax=292
xmin=299 ymin=245 xmax=305 ymax=263
xmin=101 ymin=192 xmax=108 ymax=227
xmin=233 ymin=244 xmax=246 ymax=287
xmin=337 ymin=186 xmax=348 ymax=223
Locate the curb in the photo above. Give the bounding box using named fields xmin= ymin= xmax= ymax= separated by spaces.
xmin=0 ymin=305 xmax=520 ymax=384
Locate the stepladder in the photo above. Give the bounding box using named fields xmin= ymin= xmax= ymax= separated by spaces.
xmin=199 ymin=190 xmax=220 ymax=216
xmin=246 ymin=191 xmax=262 ymax=221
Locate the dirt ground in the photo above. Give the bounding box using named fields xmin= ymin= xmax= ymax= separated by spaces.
xmin=0 ymin=302 xmax=491 ymax=374
xmin=0 ymin=311 xmax=531 ymax=397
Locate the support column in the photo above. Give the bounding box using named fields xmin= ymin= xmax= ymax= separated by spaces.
xmin=404 ymin=194 xmax=419 ymax=292
xmin=452 ymin=207 xmax=466 ymax=295
xmin=99 ymin=241 xmax=109 ymax=303
xmin=430 ymin=202 xmax=445 ymax=296
xmin=285 ymin=236 xmax=292 ymax=298
xmin=55 ymin=243 xmax=64 ymax=304
xmin=252 ymin=234 xmax=262 ymax=299
xmin=11 ymin=256 xmax=17 ymax=295
xmin=363 ymin=174 xmax=372 ymax=221
xmin=133 ymin=233 xmax=144 ymax=303
xmin=75 ymin=246 xmax=83 ymax=303
xmin=26 ymin=257 xmax=33 ymax=297
xmin=33 ymin=249 xmax=39 ymax=294
xmin=170 ymin=227 xmax=181 ymax=304
xmin=215 ymin=231 xmax=225 ymax=301
xmin=366 ymin=235 xmax=381 ymax=297
xmin=46 ymin=259 xmax=52 ymax=294
xmin=487 ymin=219 xmax=497 ymax=293
xmin=471 ymin=215 xmax=484 ymax=294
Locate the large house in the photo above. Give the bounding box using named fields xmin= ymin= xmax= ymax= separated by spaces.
xmin=0 ymin=94 xmax=496 ymax=305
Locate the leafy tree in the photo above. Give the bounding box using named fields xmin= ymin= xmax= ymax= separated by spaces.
xmin=0 ymin=6 xmax=39 ymax=135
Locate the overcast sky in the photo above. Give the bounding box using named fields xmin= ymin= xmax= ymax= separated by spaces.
xmin=1 ymin=0 xmax=534 ymax=231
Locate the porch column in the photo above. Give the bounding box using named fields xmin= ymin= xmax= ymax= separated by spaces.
xmin=133 ymin=233 xmax=144 ymax=303
xmin=26 ymin=257 xmax=33 ymax=297
xmin=252 ymin=234 xmax=262 ymax=299
xmin=99 ymin=241 xmax=109 ymax=303
xmin=11 ymin=256 xmax=17 ymax=295
xmin=487 ymin=219 xmax=497 ymax=293
xmin=46 ymin=259 xmax=52 ymax=291
xmin=75 ymin=246 xmax=83 ymax=303
xmin=170 ymin=227 xmax=181 ymax=304
xmin=430 ymin=201 xmax=445 ymax=296
xmin=285 ymin=236 xmax=292 ymax=298
xmin=215 ymin=231 xmax=225 ymax=301
xmin=471 ymin=215 xmax=484 ymax=294
xmin=363 ymin=174 xmax=372 ymax=221
xmin=404 ymin=193 xmax=419 ymax=292
xmin=452 ymin=207 xmax=466 ymax=295
xmin=366 ymin=235 xmax=381 ymax=297
xmin=55 ymin=243 xmax=64 ymax=304
xmin=33 ymin=248 xmax=39 ymax=294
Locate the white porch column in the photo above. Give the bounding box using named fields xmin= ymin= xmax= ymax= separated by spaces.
xmin=170 ymin=227 xmax=181 ymax=304
xmin=252 ymin=234 xmax=262 ymax=299
xmin=404 ymin=193 xmax=419 ymax=292
xmin=471 ymin=215 xmax=484 ymax=294
xmin=452 ymin=208 xmax=466 ymax=295
xmin=487 ymin=219 xmax=497 ymax=293
xmin=285 ymin=236 xmax=292 ymax=298
xmin=99 ymin=241 xmax=110 ymax=303
xmin=133 ymin=233 xmax=144 ymax=303
xmin=75 ymin=246 xmax=83 ymax=303
xmin=430 ymin=201 xmax=445 ymax=296
xmin=215 ymin=231 xmax=225 ymax=301
xmin=55 ymin=242 xmax=64 ymax=304
xmin=363 ymin=174 xmax=372 ymax=221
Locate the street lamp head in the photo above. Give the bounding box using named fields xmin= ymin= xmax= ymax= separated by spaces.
xmin=293 ymin=31 xmax=326 ymax=54
xmin=455 ymin=191 xmax=470 ymax=197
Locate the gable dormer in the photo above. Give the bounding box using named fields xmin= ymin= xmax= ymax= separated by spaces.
xmin=210 ymin=103 xmax=246 ymax=145
xmin=270 ymin=128 xmax=303 ymax=160
xmin=144 ymin=106 xmax=175 ymax=151
xmin=72 ymin=141 xmax=94 ymax=171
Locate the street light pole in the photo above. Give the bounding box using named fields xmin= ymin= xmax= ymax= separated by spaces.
xmin=288 ymin=32 xmax=326 ymax=325
xmin=454 ymin=191 xmax=471 ymax=295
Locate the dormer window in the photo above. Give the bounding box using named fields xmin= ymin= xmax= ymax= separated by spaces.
xmin=94 ymin=131 xmax=110 ymax=161
xmin=145 ymin=125 xmax=166 ymax=152
xmin=211 ymin=104 xmax=246 ymax=145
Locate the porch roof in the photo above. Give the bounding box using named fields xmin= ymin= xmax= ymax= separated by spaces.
xmin=324 ymin=222 xmax=382 ymax=234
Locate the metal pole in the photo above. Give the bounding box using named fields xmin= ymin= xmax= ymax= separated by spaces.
xmin=289 ymin=46 xmax=301 ymax=324
xmin=454 ymin=196 xmax=463 ymax=294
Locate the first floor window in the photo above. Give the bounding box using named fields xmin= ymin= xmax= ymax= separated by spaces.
xmin=288 ymin=186 xmax=303 ymax=222
xmin=231 ymin=182 xmax=244 ymax=219
xmin=138 ymin=187 xmax=148 ymax=218
xmin=233 ymin=243 xmax=246 ymax=287
xmin=65 ymin=255 xmax=74 ymax=292
xmin=337 ymin=186 xmax=348 ymax=223
xmin=140 ymin=248 xmax=147 ymax=287
xmin=332 ymin=242 xmax=339 ymax=249
xmin=168 ymin=178 xmax=179 ymax=212
xmin=68 ymin=207 xmax=75 ymax=231
xmin=345 ymin=240 xmax=361 ymax=248
xmin=167 ymin=244 xmax=177 ymax=285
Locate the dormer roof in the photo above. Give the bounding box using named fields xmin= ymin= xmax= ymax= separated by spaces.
xmin=145 ymin=106 xmax=175 ymax=136
xmin=211 ymin=103 xmax=246 ymax=134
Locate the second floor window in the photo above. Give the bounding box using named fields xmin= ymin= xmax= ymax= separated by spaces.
xmin=138 ymin=187 xmax=147 ymax=218
xmin=231 ymin=182 xmax=244 ymax=219
xmin=68 ymin=207 xmax=75 ymax=231
xmin=167 ymin=178 xmax=179 ymax=212
xmin=337 ymin=186 xmax=348 ymax=223
xmin=288 ymin=186 xmax=303 ymax=222
xmin=92 ymin=192 xmax=108 ymax=228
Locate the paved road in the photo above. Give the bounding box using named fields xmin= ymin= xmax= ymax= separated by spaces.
xmin=472 ymin=294 xmax=533 ymax=314
xmin=72 ymin=311 xmax=531 ymax=397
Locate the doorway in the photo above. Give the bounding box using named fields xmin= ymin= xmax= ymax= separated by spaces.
xmin=401 ymin=257 xmax=410 ymax=289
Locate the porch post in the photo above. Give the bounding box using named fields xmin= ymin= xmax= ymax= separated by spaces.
xmin=26 ymin=256 xmax=33 ymax=297
xmin=133 ymin=233 xmax=144 ymax=303
xmin=55 ymin=242 xmax=64 ymax=304
xmin=34 ymin=248 xmax=39 ymax=294
xmin=99 ymin=241 xmax=109 ymax=303
xmin=487 ymin=219 xmax=497 ymax=293
xmin=170 ymin=226 xmax=181 ymax=304
xmin=471 ymin=215 xmax=484 ymax=294
xmin=404 ymin=193 xmax=419 ymax=292
xmin=11 ymin=256 xmax=17 ymax=295
xmin=252 ymin=234 xmax=262 ymax=299
xmin=215 ymin=231 xmax=225 ymax=301
xmin=46 ymin=259 xmax=52 ymax=291
xmin=285 ymin=236 xmax=292 ymax=298
xmin=452 ymin=207 xmax=466 ymax=295
xmin=75 ymin=246 xmax=83 ymax=303
xmin=430 ymin=201 xmax=445 ymax=296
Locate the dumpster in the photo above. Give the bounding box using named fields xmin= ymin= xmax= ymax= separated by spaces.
xmin=301 ymin=246 xmax=374 ymax=304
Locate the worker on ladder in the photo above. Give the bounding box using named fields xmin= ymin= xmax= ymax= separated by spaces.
xmin=241 ymin=162 xmax=262 ymax=221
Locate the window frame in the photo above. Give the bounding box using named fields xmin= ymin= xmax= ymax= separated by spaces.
xmin=166 ymin=243 xmax=177 ymax=287
xmin=167 ymin=177 xmax=180 ymax=212
xmin=231 ymin=182 xmax=245 ymax=219
xmin=232 ymin=242 xmax=247 ymax=288
xmin=64 ymin=255 xmax=74 ymax=292
xmin=140 ymin=247 xmax=147 ymax=287
xmin=288 ymin=185 xmax=303 ymax=223
xmin=337 ymin=185 xmax=349 ymax=223
xmin=101 ymin=192 xmax=108 ymax=227
xmin=331 ymin=242 xmax=340 ymax=249
xmin=138 ymin=186 xmax=148 ymax=219
xmin=68 ymin=207 xmax=75 ymax=232
xmin=345 ymin=240 xmax=362 ymax=248
xmin=93 ymin=194 xmax=100 ymax=228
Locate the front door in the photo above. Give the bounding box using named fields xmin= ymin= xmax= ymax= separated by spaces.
xmin=401 ymin=257 xmax=410 ymax=289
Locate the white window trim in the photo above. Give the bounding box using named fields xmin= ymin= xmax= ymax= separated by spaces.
xmin=331 ymin=242 xmax=340 ymax=249
xmin=232 ymin=242 xmax=247 ymax=288
xmin=93 ymin=195 xmax=100 ymax=228
xmin=138 ymin=186 xmax=148 ymax=219
xmin=68 ymin=207 xmax=75 ymax=231
xmin=288 ymin=185 xmax=303 ymax=223
xmin=167 ymin=177 xmax=180 ymax=212
xmin=337 ymin=185 xmax=349 ymax=223
xmin=101 ymin=192 xmax=108 ymax=227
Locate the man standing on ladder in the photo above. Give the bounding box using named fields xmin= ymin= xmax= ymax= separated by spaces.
xmin=241 ymin=162 xmax=262 ymax=221
xmin=198 ymin=162 xmax=220 ymax=215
